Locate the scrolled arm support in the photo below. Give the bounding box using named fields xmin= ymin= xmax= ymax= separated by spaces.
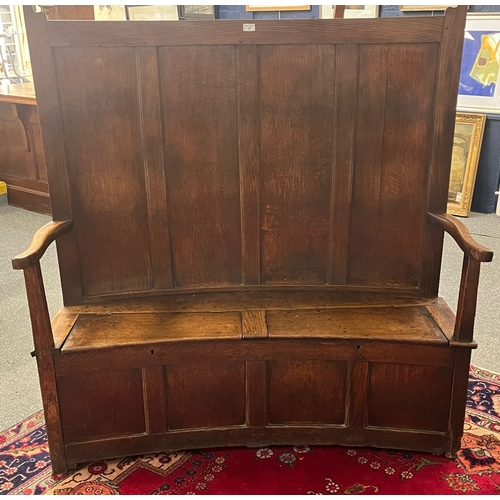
xmin=427 ymin=212 xmax=493 ymax=343
xmin=427 ymin=213 xmax=493 ymax=262
xmin=12 ymin=220 xmax=73 ymax=270
xmin=12 ymin=220 xmax=73 ymax=354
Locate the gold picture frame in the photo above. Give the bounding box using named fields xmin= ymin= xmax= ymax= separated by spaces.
xmin=246 ymin=5 xmax=310 ymax=11
xmin=447 ymin=113 xmax=486 ymax=217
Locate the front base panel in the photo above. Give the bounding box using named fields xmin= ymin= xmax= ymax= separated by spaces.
xmin=64 ymin=425 xmax=453 ymax=469
xmin=48 ymin=339 xmax=466 ymax=473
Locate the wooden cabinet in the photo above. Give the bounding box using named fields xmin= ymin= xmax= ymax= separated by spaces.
xmin=0 ymin=83 xmax=50 ymax=214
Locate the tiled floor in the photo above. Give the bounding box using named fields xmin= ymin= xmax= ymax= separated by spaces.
xmin=0 ymin=195 xmax=499 ymax=430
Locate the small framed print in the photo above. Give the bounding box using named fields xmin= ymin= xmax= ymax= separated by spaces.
xmin=447 ymin=113 xmax=486 ymax=217
xmin=178 ymin=5 xmax=218 ymax=19
xmin=126 ymin=5 xmax=179 ymax=21
xmin=94 ymin=5 xmax=127 ymax=20
xmin=457 ymin=15 xmax=500 ymax=114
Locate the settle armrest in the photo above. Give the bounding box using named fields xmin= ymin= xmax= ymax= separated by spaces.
xmin=12 ymin=220 xmax=73 ymax=270
xmin=12 ymin=220 xmax=73 ymax=356
xmin=427 ymin=213 xmax=493 ymax=262
xmin=427 ymin=212 xmax=493 ymax=344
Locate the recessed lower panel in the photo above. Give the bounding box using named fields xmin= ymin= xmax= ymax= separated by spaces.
xmin=268 ymin=359 xmax=347 ymax=425
xmin=166 ymin=362 xmax=246 ymax=430
xmin=367 ymin=363 xmax=452 ymax=432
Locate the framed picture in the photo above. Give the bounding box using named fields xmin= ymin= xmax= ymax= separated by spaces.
xmin=400 ymin=5 xmax=456 ymax=11
xmin=457 ymin=16 xmax=500 ymax=113
xmin=126 ymin=5 xmax=179 ymax=21
xmin=94 ymin=5 xmax=126 ymax=20
xmin=178 ymin=5 xmax=218 ymax=19
xmin=320 ymin=5 xmax=378 ymax=19
xmin=246 ymin=5 xmax=310 ymax=11
xmin=447 ymin=113 xmax=486 ymax=217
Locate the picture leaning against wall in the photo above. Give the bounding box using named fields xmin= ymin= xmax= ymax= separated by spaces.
xmin=447 ymin=113 xmax=486 ymax=217
xmin=458 ymin=16 xmax=500 ymax=113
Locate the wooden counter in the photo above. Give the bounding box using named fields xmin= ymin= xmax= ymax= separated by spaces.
xmin=0 ymin=83 xmax=50 ymax=214
xmin=0 ymin=82 xmax=36 ymax=105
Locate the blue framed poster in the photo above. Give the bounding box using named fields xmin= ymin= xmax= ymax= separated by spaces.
xmin=458 ymin=16 xmax=500 ymax=113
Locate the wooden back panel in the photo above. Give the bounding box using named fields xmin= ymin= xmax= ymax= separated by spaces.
xmin=24 ymin=7 xmax=467 ymax=304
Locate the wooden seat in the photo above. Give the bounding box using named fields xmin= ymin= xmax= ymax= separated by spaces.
xmin=55 ymin=294 xmax=449 ymax=352
xmin=14 ymin=5 xmax=494 ymax=473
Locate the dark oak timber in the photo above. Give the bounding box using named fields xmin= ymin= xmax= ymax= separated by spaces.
xmin=14 ymin=5 xmax=493 ymax=473
xmin=47 ymin=17 xmax=446 ymax=47
xmin=427 ymin=213 xmax=493 ymax=262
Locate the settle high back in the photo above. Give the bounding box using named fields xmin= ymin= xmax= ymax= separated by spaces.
xmin=30 ymin=8 xmax=462 ymax=300
xmin=15 ymin=5 xmax=493 ymax=474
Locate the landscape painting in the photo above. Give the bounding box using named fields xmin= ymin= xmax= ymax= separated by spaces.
xmin=447 ymin=113 xmax=486 ymax=217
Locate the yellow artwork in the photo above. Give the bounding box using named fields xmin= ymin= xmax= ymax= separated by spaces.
xmin=93 ymin=5 xmax=126 ymax=21
xmin=447 ymin=113 xmax=486 ymax=217
xmin=469 ymin=33 xmax=500 ymax=87
xmin=126 ymin=6 xmax=179 ymax=21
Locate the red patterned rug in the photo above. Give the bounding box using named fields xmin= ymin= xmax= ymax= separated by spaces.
xmin=1 ymin=365 xmax=500 ymax=495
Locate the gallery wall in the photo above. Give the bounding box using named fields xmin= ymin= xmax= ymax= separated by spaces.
xmin=218 ymin=5 xmax=500 ymax=19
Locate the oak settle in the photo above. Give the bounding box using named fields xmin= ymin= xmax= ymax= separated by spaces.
xmin=13 ymin=6 xmax=493 ymax=473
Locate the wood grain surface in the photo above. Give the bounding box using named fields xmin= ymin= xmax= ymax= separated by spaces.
xmin=367 ymin=363 xmax=452 ymax=431
xmin=63 ymin=312 xmax=242 ymax=350
xmin=161 ymin=46 xmax=241 ymax=288
xmin=348 ymin=43 xmax=439 ymax=288
xmin=267 ymin=306 xmax=447 ymax=343
xmin=47 ymin=17 xmax=446 ymax=47
xmin=259 ymin=44 xmax=335 ymax=284
xmin=166 ymin=362 xmax=246 ymax=429
xmin=58 ymin=369 xmax=145 ymax=442
xmin=24 ymin=8 xmax=480 ymax=299
xmin=18 ymin=6 xmax=490 ymax=471
xmin=54 ymin=47 xmax=153 ymax=296
xmin=12 ymin=220 xmax=72 ymax=269
xmin=268 ymin=360 xmax=347 ymax=425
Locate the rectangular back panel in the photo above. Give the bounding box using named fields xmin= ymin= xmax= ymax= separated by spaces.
xmin=259 ymin=45 xmax=335 ymax=284
xmin=160 ymin=46 xmax=242 ymax=287
xmin=348 ymin=43 xmax=439 ymax=287
xmin=25 ymin=9 xmax=466 ymax=303
xmin=54 ymin=47 xmax=153 ymax=296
